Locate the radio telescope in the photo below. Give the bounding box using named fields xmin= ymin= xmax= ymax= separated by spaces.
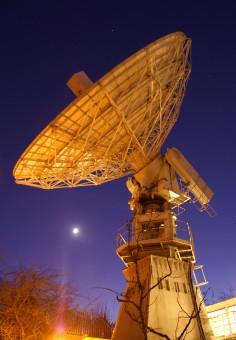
xmin=13 ymin=32 xmax=215 ymax=339
xmin=14 ymin=32 xmax=191 ymax=189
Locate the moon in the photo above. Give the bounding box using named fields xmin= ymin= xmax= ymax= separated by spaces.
xmin=72 ymin=227 xmax=80 ymax=235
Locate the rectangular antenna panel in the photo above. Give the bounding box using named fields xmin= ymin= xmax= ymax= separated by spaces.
xmin=66 ymin=71 xmax=93 ymax=96
xmin=166 ymin=148 xmax=213 ymax=206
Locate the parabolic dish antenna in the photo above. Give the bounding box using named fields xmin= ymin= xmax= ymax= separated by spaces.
xmin=13 ymin=32 xmax=191 ymax=189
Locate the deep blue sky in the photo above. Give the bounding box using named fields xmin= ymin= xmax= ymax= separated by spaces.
xmin=1 ymin=1 xmax=236 ymax=318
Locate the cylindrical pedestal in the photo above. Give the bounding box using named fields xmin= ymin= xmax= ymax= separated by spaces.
xmin=112 ymin=255 xmax=214 ymax=340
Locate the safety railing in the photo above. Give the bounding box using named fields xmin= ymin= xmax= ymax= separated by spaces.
xmin=116 ymin=218 xmax=193 ymax=249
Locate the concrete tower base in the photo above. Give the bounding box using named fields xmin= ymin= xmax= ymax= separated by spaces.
xmin=112 ymin=255 xmax=214 ymax=340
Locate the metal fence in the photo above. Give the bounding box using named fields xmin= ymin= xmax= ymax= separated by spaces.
xmin=64 ymin=310 xmax=114 ymax=339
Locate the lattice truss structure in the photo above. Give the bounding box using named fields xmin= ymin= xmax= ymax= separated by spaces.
xmin=14 ymin=32 xmax=191 ymax=189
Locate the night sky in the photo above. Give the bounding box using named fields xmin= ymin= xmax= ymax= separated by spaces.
xmin=1 ymin=1 xmax=236 ymax=319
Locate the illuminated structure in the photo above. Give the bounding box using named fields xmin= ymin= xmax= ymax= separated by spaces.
xmin=14 ymin=33 xmax=190 ymax=189
xmin=206 ymin=297 xmax=236 ymax=339
xmin=14 ymin=32 xmax=215 ymax=339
